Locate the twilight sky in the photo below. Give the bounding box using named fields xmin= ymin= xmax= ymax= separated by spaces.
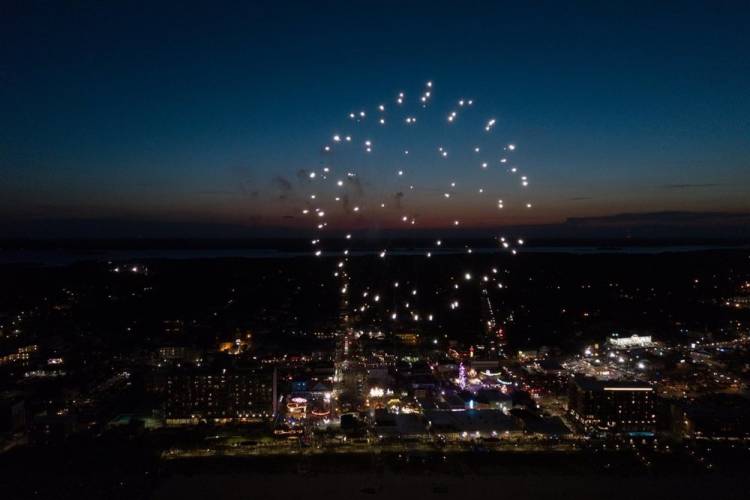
xmin=2 ymin=1 xmax=749 ymax=237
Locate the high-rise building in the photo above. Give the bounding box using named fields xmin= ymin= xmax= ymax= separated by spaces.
xmin=568 ymin=377 xmax=656 ymax=434
xmin=165 ymin=366 xmax=277 ymax=424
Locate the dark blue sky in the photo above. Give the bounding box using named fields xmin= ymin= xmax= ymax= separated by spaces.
xmin=2 ymin=1 xmax=749 ymax=237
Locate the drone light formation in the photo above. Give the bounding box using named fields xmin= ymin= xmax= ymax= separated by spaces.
xmin=296 ymin=81 xmax=532 ymax=323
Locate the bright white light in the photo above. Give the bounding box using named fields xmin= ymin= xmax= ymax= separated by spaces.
xmin=369 ymin=387 xmax=385 ymax=398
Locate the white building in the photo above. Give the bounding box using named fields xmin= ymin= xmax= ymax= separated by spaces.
xmin=608 ymin=334 xmax=653 ymax=349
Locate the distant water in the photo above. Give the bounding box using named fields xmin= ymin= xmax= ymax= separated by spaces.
xmin=524 ymin=245 xmax=750 ymax=254
xmin=0 ymin=244 xmax=747 ymax=267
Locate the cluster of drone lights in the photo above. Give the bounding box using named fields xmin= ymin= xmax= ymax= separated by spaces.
xmin=299 ymin=81 xmax=532 ymax=324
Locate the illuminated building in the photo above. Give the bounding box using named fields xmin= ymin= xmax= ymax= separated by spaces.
xmin=0 ymin=345 xmax=38 ymax=366
xmin=568 ymin=377 xmax=656 ymax=434
xmin=165 ymin=366 xmax=277 ymax=424
xmin=157 ymin=346 xmax=199 ymax=363
xmin=608 ymin=334 xmax=654 ymax=349
xmin=394 ymin=332 xmax=420 ymax=345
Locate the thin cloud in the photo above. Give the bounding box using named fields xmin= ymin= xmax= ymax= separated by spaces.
xmin=659 ymin=183 xmax=720 ymax=190
xmin=566 ymin=211 xmax=750 ymax=226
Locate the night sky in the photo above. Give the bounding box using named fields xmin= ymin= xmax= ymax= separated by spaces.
xmin=2 ymin=1 xmax=749 ymax=238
